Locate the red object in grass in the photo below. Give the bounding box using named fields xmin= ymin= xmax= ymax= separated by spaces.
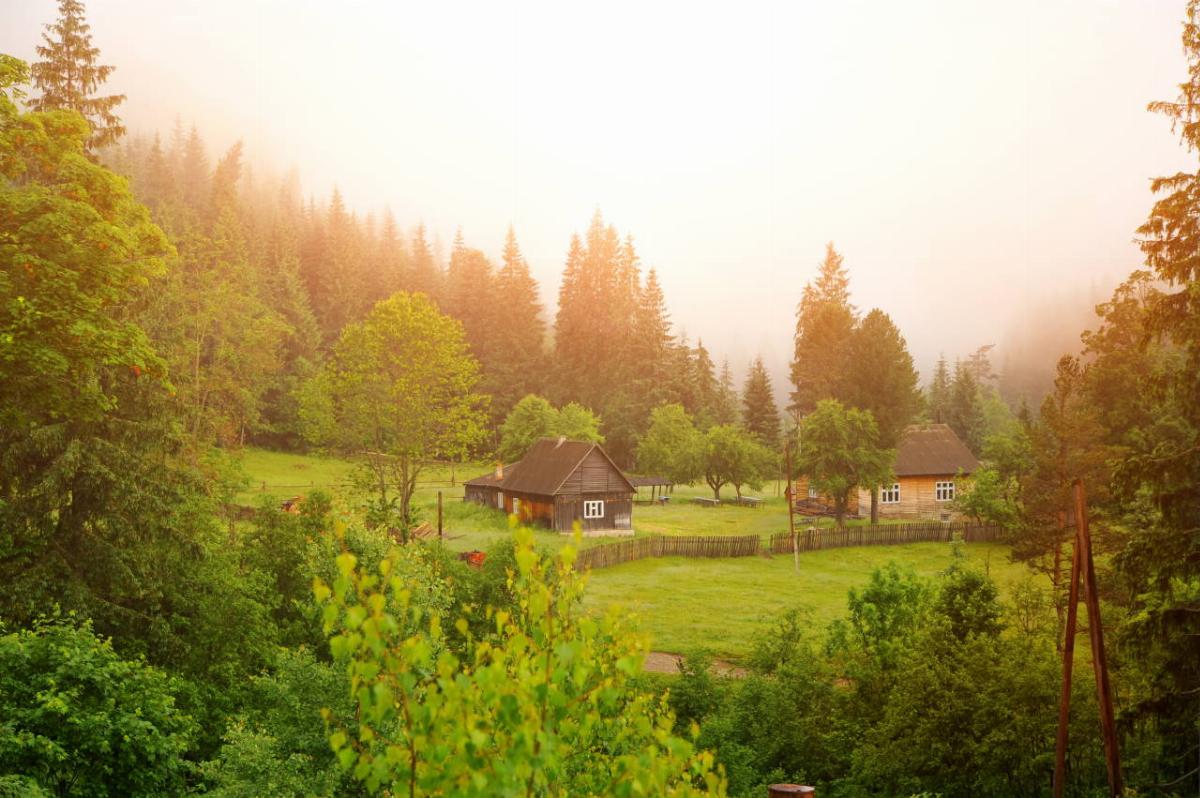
xmin=458 ymin=550 xmax=486 ymax=569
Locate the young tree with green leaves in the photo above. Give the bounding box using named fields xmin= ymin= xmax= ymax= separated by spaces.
xmin=497 ymin=394 xmax=604 ymax=462
xmin=300 ymin=293 xmax=487 ymax=535
xmin=315 ymin=528 xmax=725 ymax=797
xmin=702 ymin=424 xmax=774 ymax=501
xmin=636 ymin=403 xmax=704 ymax=484
xmin=795 ymin=399 xmax=893 ymax=527
xmin=29 ymin=0 xmax=125 ymax=151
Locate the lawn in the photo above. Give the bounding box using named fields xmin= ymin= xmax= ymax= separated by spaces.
xmin=236 ymin=448 xmax=1042 ymax=665
xmin=581 ymin=541 xmax=1039 ymax=662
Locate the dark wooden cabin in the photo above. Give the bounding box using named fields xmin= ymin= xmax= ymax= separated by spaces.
xmin=464 ymin=438 xmax=635 ymax=535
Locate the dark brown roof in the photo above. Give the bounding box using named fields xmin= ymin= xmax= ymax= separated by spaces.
xmin=465 ymin=438 xmax=634 ymax=496
xmin=894 ymin=424 xmax=979 ymax=477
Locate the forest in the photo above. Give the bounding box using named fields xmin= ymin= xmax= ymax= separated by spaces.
xmin=1 ymin=1 xmax=1199 ymax=796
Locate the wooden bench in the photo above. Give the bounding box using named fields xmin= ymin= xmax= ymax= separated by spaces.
xmin=734 ymin=496 xmax=763 ymax=509
xmin=691 ymin=497 xmax=721 ymax=508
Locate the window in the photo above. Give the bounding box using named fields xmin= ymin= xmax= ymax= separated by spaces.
xmin=935 ymin=481 xmax=955 ymax=502
xmin=583 ymin=500 xmax=605 ymax=519
xmin=807 ymin=485 xmax=819 ymax=499
xmin=880 ymin=483 xmax=901 ymax=504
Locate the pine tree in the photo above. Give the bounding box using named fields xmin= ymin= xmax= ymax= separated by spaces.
xmin=928 ymin=354 xmax=951 ymax=423
xmin=491 ymin=226 xmax=546 ymax=414
xmin=693 ymin=340 xmax=718 ymax=422
xmin=946 ymin=359 xmax=986 ymax=453
xmin=714 ymin=359 xmax=740 ymax=426
xmin=409 ymin=224 xmax=441 ymax=301
xmin=30 ymin=0 xmax=125 ymax=151
xmin=741 ymin=356 xmax=781 ymax=447
xmin=790 ymin=243 xmax=857 ymax=413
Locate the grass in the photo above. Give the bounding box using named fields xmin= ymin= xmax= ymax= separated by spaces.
xmin=581 ymin=541 xmax=1040 ymax=662
xmin=236 ymin=448 xmax=1043 ymax=665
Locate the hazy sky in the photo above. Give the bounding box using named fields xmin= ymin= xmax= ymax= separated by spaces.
xmin=2 ymin=0 xmax=1192 ymax=386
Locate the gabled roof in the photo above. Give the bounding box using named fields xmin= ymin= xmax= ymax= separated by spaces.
xmin=465 ymin=438 xmax=634 ymax=496
xmin=894 ymin=423 xmax=979 ymax=477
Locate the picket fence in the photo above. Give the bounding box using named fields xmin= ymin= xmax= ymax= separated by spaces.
xmin=572 ymin=522 xmax=1004 ymax=571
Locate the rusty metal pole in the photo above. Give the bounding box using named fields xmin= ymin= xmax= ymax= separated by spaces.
xmin=1053 ymin=510 xmax=1082 ymax=798
xmin=785 ymin=440 xmax=798 ymax=573
xmin=1073 ymin=480 xmax=1123 ymax=797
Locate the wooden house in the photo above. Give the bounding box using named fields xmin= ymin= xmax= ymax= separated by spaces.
xmin=464 ymin=438 xmax=635 ymax=535
xmin=794 ymin=423 xmax=979 ymax=521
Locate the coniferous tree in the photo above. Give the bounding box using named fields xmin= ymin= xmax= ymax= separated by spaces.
xmin=946 ymin=360 xmax=986 ymax=453
xmin=409 ymin=224 xmax=441 ymax=301
xmin=491 ymin=226 xmax=546 ymax=415
xmin=741 ymin=356 xmax=781 ymax=447
xmin=692 ymin=340 xmax=719 ymax=423
xmin=927 ymin=354 xmax=951 ymax=423
xmin=713 ymin=359 xmax=741 ymax=426
xmin=845 ymin=309 xmax=923 ymax=521
xmin=30 ymin=0 xmax=125 ymax=151
xmin=790 ymin=243 xmax=857 ymax=414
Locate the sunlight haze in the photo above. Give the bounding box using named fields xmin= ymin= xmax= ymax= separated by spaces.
xmin=1 ymin=0 xmax=1188 ymax=381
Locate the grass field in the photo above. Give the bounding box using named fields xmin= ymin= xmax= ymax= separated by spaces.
xmin=580 ymin=541 xmax=1038 ymax=662
xmin=236 ymin=448 xmax=1041 ymax=665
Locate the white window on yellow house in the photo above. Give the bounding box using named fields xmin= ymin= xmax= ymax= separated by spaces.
xmin=807 ymin=485 xmax=819 ymax=499
xmin=935 ymin=481 xmax=955 ymax=502
xmin=881 ymin=483 xmax=901 ymax=504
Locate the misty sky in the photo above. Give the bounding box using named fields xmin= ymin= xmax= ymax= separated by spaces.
xmin=2 ymin=0 xmax=1193 ymax=387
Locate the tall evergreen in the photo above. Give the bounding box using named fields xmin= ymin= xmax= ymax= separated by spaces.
xmin=693 ymin=340 xmax=719 ymax=422
xmin=946 ymin=360 xmax=986 ymax=453
xmin=409 ymin=224 xmax=441 ymax=301
xmin=490 ymin=226 xmax=546 ymax=413
xmin=928 ymin=354 xmax=951 ymax=423
xmin=790 ymin=243 xmax=857 ymax=414
xmin=741 ymin=357 xmax=781 ymax=446
xmin=714 ymin=359 xmax=741 ymax=426
xmin=30 ymin=0 xmax=124 ymax=151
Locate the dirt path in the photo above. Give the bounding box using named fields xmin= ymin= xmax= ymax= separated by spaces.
xmin=644 ymin=651 xmax=747 ymax=678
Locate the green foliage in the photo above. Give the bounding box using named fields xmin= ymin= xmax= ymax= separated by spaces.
xmin=702 ymin=424 xmax=775 ymax=501
xmin=302 ymin=292 xmax=487 ymax=533
xmin=0 ymin=619 xmax=193 ymax=797
xmin=795 ymin=399 xmax=893 ymax=525
xmin=790 ymin=243 xmax=857 ymax=414
xmin=200 ymin=648 xmax=359 ymax=798
xmin=952 ymin=467 xmax=1018 ymax=526
xmin=636 ymin=403 xmax=704 ymax=484
xmin=498 ymin=394 xmax=604 ymax=462
xmin=316 ymin=528 xmax=724 ymax=796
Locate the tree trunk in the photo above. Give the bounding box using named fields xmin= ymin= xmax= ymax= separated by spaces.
xmin=870 ymin=485 xmax=879 ymax=524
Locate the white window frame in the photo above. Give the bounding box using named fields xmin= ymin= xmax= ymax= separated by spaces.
xmin=935 ymin=481 xmax=955 ymax=502
xmin=880 ymin=483 xmax=901 ymax=504
xmin=583 ymin=500 xmax=605 ymax=519
xmin=807 ymin=485 xmax=819 ymax=499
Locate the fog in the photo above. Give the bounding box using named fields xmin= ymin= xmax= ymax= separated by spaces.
xmin=2 ymin=0 xmax=1191 ymax=385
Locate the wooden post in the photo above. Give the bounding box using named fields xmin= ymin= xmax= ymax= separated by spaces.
xmin=1074 ymin=480 xmax=1122 ymax=797
xmin=768 ymin=786 xmax=814 ymax=797
xmin=1052 ymin=510 xmax=1081 ymax=798
xmin=785 ymin=440 xmax=798 ymax=572
xmin=437 ymin=491 xmax=443 ymax=544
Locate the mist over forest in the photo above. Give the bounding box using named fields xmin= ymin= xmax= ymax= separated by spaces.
xmin=3 ymin=1 xmax=1200 ymax=797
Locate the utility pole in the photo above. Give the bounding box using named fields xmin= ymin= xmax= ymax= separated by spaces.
xmin=785 ymin=439 xmax=797 ymax=573
xmin=1052 ymin=481 xmax=1122 ymax=798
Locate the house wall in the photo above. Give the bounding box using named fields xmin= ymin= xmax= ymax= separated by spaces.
xmin=861 ymin=474 xmax=970 ymax=520
xmin=792 ymin=476 xmax=862 ymax=516
xmin=502 ymin=492 xmax=556 ymax=528
xmin=557 ymin=449 xmax=630 ymax=494
xmin=553 ymin=492 xmax=633 ymax=533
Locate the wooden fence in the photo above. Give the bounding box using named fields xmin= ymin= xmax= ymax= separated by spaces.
xmin=769 ymin=521 xmax=1003 ymax=554
xmin=573 ymin=523 xmax=1005 ymax=570
xmin=575 ymin=534 xmax=762 ymax=570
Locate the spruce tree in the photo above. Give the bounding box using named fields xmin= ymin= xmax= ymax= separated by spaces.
xmin=409 ymin=224 xmax=441 ymax=301
xmin=790 ymin=243 xmax=857 ymax=413
xmin=491 ymin=226 xmax=546 ymax=413
xmin=947 ymin=360 xmax=986 ymax=453
xmin=741 ymin=356 xmax=781 ymax=447
xmin=693 ymin=340 xmax=718 ymax=422
xmin=30 ymin=0 xmax=125 ymax=151
xmin=714 ymin=359 xmax=741 ymax=426
xmin=928 ymin=354 xmax=951 ymax=423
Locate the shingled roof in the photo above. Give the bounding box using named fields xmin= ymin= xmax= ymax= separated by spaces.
xmin=465 ymin=438 xmax=634 ymax=496
xmin=893 ymin=423 xmax=979 ymax=477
